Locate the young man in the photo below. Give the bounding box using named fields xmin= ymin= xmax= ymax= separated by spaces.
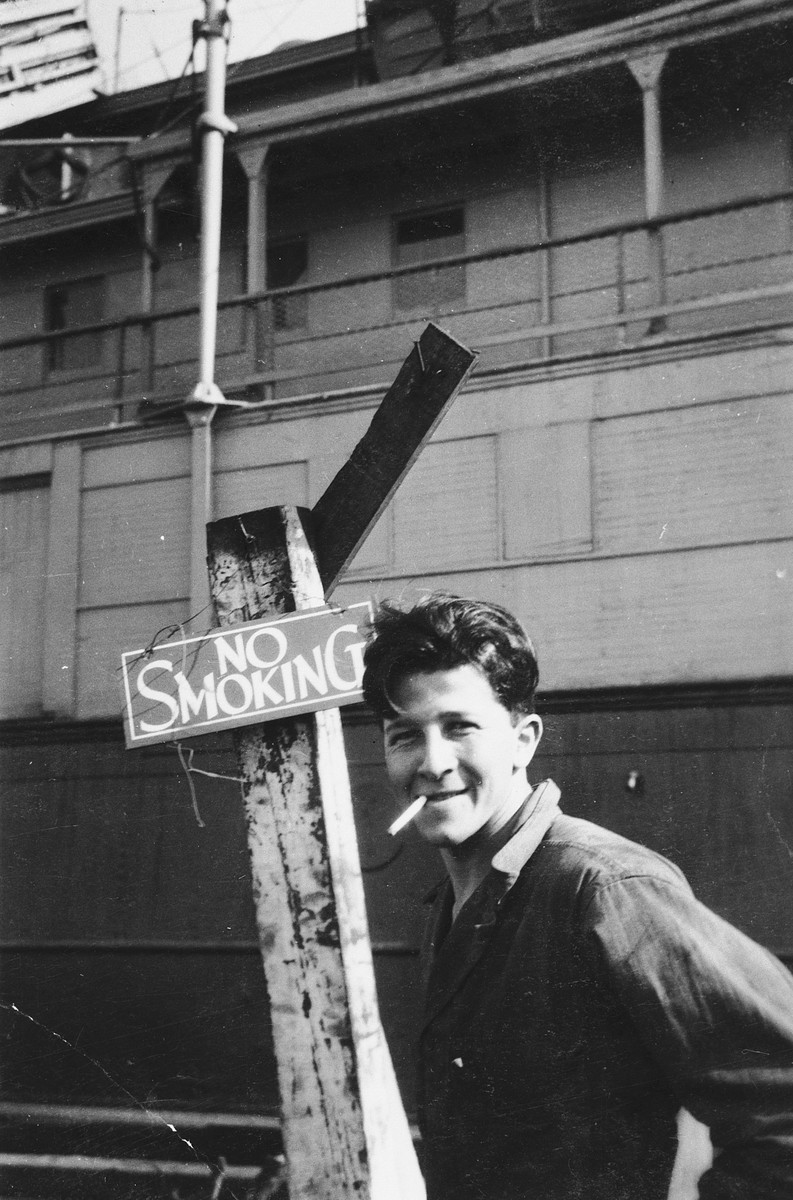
xmin=362 ymin=593 xmax=793 ymax=1200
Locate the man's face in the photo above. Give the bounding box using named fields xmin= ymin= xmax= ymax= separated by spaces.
xmin=383 ymin=664 xmax=542 ymax=850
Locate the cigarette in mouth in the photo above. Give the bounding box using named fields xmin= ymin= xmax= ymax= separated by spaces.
xmin=388 ymin=796 xmax=427 ymax=836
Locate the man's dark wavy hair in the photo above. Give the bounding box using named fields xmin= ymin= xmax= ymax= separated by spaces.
xmin=362 ymin=593 xmax=539 ymax=720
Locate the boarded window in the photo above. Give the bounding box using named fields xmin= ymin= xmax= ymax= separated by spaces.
xmin=44 ymin=275 xmax=104 ymax=372
xmin=0 ymin=475 xmax=50 ymax=717
xmin=267 ymin=238 xmax=308 ymax=331
xmin=393 ymin=436 xmax=497 ymax=569
xmin=393 ymin=206 xmax=465 ymax=313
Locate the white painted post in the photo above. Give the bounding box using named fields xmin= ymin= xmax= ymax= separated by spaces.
xmin=207 ymin=506 xmax=425 ymax=1200
xmin=628 ymin=52 xmax=669 ymax=326
xmin=236 ymin=141 xmax=272 ymax=397
xmin=138 ymin=160 xmax=180 ymax=394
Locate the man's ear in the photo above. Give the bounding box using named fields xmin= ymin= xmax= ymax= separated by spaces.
xmin=513 ymin=713 xmax=543 ymax=772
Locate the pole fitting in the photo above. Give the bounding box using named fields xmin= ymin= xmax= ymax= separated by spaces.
xmin=193 ymin=9 xmax=230 ymax=43
xmin=187 ymin=381 xmax=252 ymax=411
xmin=196 ymin=112 xmax=238 ymax=137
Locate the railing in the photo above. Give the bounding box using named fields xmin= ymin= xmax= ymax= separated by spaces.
xmin=1 ymin=188 xmax=791 ymax=435
xmin=0 ymin=1100 xmax=284 ymax=1199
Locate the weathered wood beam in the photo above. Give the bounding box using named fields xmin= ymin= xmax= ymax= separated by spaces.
xmin=206 ymin=506 xmax=424 ymax=1200
xmin=312 ymin=321 xmax=477 ymax=594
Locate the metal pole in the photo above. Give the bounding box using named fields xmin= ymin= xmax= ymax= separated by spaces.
xmin=186 ymin=407 xmax=214 ymax=622
xmin=191 ymin=0 xmax=238 ymax=409
xmin=184 ymin=1 xmax=241 ymax=628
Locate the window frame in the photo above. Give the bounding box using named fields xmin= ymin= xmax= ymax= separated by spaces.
xmin=391 ymin=203 xmax=467 ymax=316
xmin=266 ymin=235 xmax=309 ymax=334
xmin=43 ymin=274 xmax=106 ymax=377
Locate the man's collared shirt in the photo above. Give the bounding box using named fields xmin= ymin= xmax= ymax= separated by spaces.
xmin=419 ymin=780 xmax=793 ymax=1199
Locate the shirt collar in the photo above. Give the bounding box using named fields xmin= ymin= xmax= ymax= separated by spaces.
xmin=491 ymin=778 xmax=561 ymax=878
xmin=422 ymin=778 xmax=561 ymax=904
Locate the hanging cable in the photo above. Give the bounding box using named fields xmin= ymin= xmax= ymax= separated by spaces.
xmin=147 ymin=32 xmax=199 ymax=139
xmin=112 ymin=29 xmax=199 ymax=87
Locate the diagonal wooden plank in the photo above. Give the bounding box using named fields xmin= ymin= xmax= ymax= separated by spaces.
xmin=312 ymin=321 xmax=477 ymax=594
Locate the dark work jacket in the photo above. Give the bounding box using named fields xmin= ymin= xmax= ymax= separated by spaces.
xmin=419 ymin=781 xmax=793 ymax=1200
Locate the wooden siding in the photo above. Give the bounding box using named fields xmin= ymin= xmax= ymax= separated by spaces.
xmin=153 ymin=238 xmax=247 ymax=375
xmin=215 ymin=461 xmax=309 ymax=521
xmin=82 ymin=435 xmax=190 ymax=487
xmin=334 ymin=539 xmax=793 ymax=691
xmin=592 ymin=339 xmax=793 ymax=420
xmin=665 ymin=200 xmax=793 ymax=275
xmin=77 ymin=599 xmax=191 ymax=722
xmin=501 ymin=422 xmax=593 ymax=559
xmin=79 ymin=436 xmax=191 ymax=613
xmin=75 ymin=437 xmax=193 ymax=717
xmin=392 ymin=435 xmax=499 ymax=571
xmin=1 ymin=328 xmax=790 ymax=720
xmin=515 ymin=539 xmax=793 ymax=689
xmin=78 ymin=477 xmax=192 ymax=608
xmin=594 ymin=396 xmax=793 ymax=553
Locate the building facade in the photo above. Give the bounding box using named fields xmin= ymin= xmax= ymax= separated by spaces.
xmin=1 ymin=0 xmax=792 ymax=1188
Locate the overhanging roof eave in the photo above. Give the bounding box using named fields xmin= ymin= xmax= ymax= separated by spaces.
xmin=127 ymin=0 xmax=793 ymax=163
xmin=0 ymin=192 xmax=137 ymax=244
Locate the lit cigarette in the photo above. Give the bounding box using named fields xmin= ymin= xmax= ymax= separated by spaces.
xmin=388 ymin=796 xmax=427 ymax=836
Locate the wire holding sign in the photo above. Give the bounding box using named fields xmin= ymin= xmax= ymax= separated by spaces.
xmin=120 ymin=602 xmax=372 ymax=746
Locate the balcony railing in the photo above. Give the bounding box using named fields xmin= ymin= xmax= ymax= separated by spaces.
xmin=1 ymin=188 xmax=791 ymax=437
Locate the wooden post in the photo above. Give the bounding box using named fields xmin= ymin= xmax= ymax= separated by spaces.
xmin=205 ymin=324 xmax=477 ymax=1198
xmin=138 ymin=161 xmax=181 ymax=395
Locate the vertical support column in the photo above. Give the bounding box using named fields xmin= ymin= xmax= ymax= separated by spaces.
xmin=628 ymin=52 xmax=668 ymax=328
xmin=41 ymin=441 xmax=82 ymax=717
xmin=138 ymin=160 xmax=179 ymax=396
xmin=236 ymin=141 xmax=273 ymax=398
xmin=536 ymin=145 xmax=553 ymax=360
xmin=141 ymin=197 xmax=158 ymax=394
xmin=141 ymin=198 xmax=157 ymax=312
